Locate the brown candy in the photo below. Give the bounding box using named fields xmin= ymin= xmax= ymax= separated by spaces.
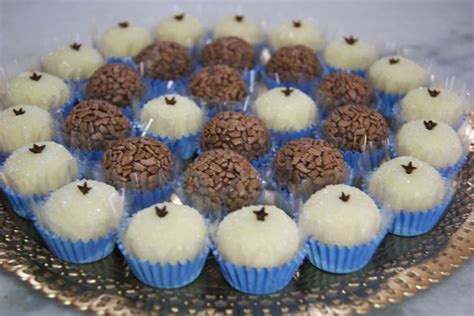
xmin=265 ymin=45 xmax=322 ymax=83
xmin=135 ymin=41 xmax=193 ymax=80
xmin=184 ymin=149 xmax=261 ymax=212
xmin=200 ymin=112 xmax=270 ymax=161
xmin=189 ymin=65 xmax=246 ymax=102
xmin=64 ymin=100 xmax=131 ymax=151
xmin=272 ymin=138 xmax=346 ymax=194
xmin=102 ymin=136 xmax=173 ymax=190
xmin=316 ymin=73 xmax=376 ymax=110
xmin=201 ymin=36 xmax=256 ymax=70
xmin=324 ymin=104 xmax=388 ymax=152
xmin=85 ymin=64 xmax=144 ymax=108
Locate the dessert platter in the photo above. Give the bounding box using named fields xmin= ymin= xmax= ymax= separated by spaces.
xmin=0 ymin=13 xmax=473 ymax=315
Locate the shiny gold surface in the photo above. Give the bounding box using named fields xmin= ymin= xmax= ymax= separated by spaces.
xmin=0 ymin=155 xmax=472 ymax=315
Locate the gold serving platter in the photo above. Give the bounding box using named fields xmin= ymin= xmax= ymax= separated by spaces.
xmin=0 ymin=153 xmax=472 ymax=315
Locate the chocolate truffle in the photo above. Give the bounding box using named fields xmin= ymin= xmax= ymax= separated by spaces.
xmin=184 ymin=149 xmax=261 ymax=212
xmin=324 ymin=104 xmax=388 ymax=152
xmin=135 ymin=41 xmax=193 ymax=80
xmin=201 ymin=36 xmax=256 ymax=70
xmin=64 ymin=100 xmax=131 ymax=151
xmin=272 ymin=138 xmax=346 ymax=193
xmin=213 ymin=15 xmax=264 ymax=46
xmin=265 ymin=45 xmax=322 ymax=83
xmin=200 ymin=111 xmax=270 ymax=161
xmin=189 ymin=65 xmax=246 ymax=102
xmin=316 ymin=73 xmax=376 ymax=110
xmin=103 ymin=137 xmax=173 ymax=191
xmin=85 ymin=64 xmax=144 ymax=107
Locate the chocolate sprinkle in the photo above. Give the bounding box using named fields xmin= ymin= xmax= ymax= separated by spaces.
xmin=13 ymin=108 xmax=25 ymax=116
xmin=427 ymin=88 xmax=441 ymax=97
xmin=344 ymin=36 xmax=358 ymax=45
xmin=174 ymin=14 xmax=185 ymax=21
xmin=77 ymin=182 xmax=92 ymax=195
xmin=118 ymin=21 xmax=129 ymax=28
xmin=401 ymin=161 xmax=417 ymax=174
xmin=292 ymin=20 xmax=302 ymax=28
xmin=155 ymin=205 xmax=168 ymax=218
xmin=164 ymin=96 xmax=177 ymax=105
xmin=29 ymin=72 xmax=42 ymax=81
xmin=70 ymin=42 xmax=82 ymax=51
xmin=29 ymin=144 xmax=46 ymax=154
xmin=281 ymin=87 xmax=294 ymax=96
xmin=253 ymin=207 xmax=268 ymax=221
xmin=235 ymin=15 xmax=244 ymax=22
xmin=201 ymin=36 xmax=256 ymax=70
xmin=423 ymin=120 xmax=438 ymax=130
xmin=388 ymin=57 xmax=399 ymax=64
xmin=339 ymin=192 xmax=350 ymax=202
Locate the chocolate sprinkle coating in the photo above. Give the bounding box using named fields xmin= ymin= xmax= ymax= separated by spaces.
xmin=201 ymin=36 xmax=256 ymax=70
xmin=103 ymin=136 xmax=173 ymax=190
xmin=135 ymin=41 xmax=193 ymax=80
xmin=324 ymin=104 xmax=388 ymax=152
xmin=272 ymin=138 xmax=346 ymax=193
xmin=189 ymin=65 xmax=246 ymax=102
xmin=316 ymin=73 xmax=376 ymax=110
xmin=86 ymin=64 xmax=144 ymax=108
xmin=184 ymin=149 xmax=261 ymax=212
xmin=200 ymin=112 xmax=270 ymax=161
xmin=265 ymin=45 xmax=322 ymax=83
xmin=64 ymin=100 xmax=131 ymax=151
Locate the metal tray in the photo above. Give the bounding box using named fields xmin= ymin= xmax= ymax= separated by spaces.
xmin=0 ymin=153 xmax=472 ymax=315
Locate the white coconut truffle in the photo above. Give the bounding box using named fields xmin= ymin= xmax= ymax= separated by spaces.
xmin=155 ymin=13 xmax=206 ymax=48
xmin=323 ymin=37 xmax=377 ymax=70
xmin=5 ymin=72 xmax=70 ymax=109
xmin=140 ymin=95 xmax=204 ymax=139
xmin=3 ymin=141 xmax=78 ymax=196
xmin=253 ymin=87 xmax=317 ymax=132
xmin=368 ymin=56 xmax=428 ymax=94
xmin=400 ymin=87 xmax=467 ymax=127
xmin=42 ymin=43 xmax=104 ymax=80
xmin=0 ymin=105 xmax=54 ymax=153
xmin=214 ymin=15 xmax=263 ymax=46
xmin=301 ymin=184 xmax=382 ymax=246
xmin=97 ymin=22 xmax=152 ymax=57
xmin=396 ymin=120 xmax=463 ymax=169
xmin=368 ymin=156 xmax=445 ymax=212
xmin=40 ymin=180 xmax=123 ymax=241
xmin=270 ymin=20 xmax=325 ymax=51
xmin=123 ymin=203 xmax=207 ymax=265
xmin=216 ymin=205 xmax=300 ymax=268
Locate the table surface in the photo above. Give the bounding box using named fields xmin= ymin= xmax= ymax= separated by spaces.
xmin=0 ymin=0 xmax=473 ymax=315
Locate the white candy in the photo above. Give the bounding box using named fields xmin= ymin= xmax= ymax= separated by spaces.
xmin=3 ymin=141 xmax=78 ymax=196
xmin=214 ymin=15 xmax=263 ymax=45
xmin=323 ymin=37 xmax=377 ymax=70
xmin=40 ymin=180 xmax=123 ymax=241
xmin=400 ymin=87 xmax=467 ymax=127
xmin=5 ymin=72 xmax=70 ymax=109
xmin=253 ymin=87 xmax=317 ymax=132
xmin=155 ymin=14 xmax=206 ymax=48
xmin=216 ymin=205 xmax=300 ymax=268
xmin=98 ymin=22 xmax=152 ymax=57
xmin=42 ymin=43 xmax=104 ymax=80
xmin=0 ymin=105 xmax=54 ymax=153
xmin=368 ymin=156 xmax=445 ymax=211
xmin=270 ymin=20 xmax=325 ymax=51
xmin=396 ymin=120 xmax=463 ymax=169
xmin=301 ymin=184 xmax=382 ymax=246
xmin=123 ymin=203 xmax=208 ymax=265
xmin=140 ymin=95 xmax=204 ymax=139
xmin=368 ymin=56 xmax=428 ymax=94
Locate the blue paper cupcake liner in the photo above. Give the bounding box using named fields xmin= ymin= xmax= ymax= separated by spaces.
xmin=306 ymin=229 xmax=387 ymax=274
xmin=374 ymin=90 xmax=405 ymax=119
xmin=34 ymin=220 xmax=116 ymax=263
xmin=118 ymin=240 xmax=209 ymax=289
xmin=270 ymin=122 xmax=320 ymax=149
xmin=106 ymin=57 xmax=139 ymax=70
xmin=0 ymin=152 xmax=7 ymax=166
xmin=0 ymin=186 xmax=41 ymax=220
xmin=125 ymin=183 xmax=174 ymax=215
xmin=259 ymin=68 xmax=321 ymax=96
xmin=212 ymin=242 xmax=307 ymax=295
xmin=322 ymin=63 xmax=368 ymax=78
xmin=342 ymin=147 xmax=387 ymax=177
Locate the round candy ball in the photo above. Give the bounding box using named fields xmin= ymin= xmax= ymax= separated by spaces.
xmin=201 ymin=36 xmax=255 ymax=70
